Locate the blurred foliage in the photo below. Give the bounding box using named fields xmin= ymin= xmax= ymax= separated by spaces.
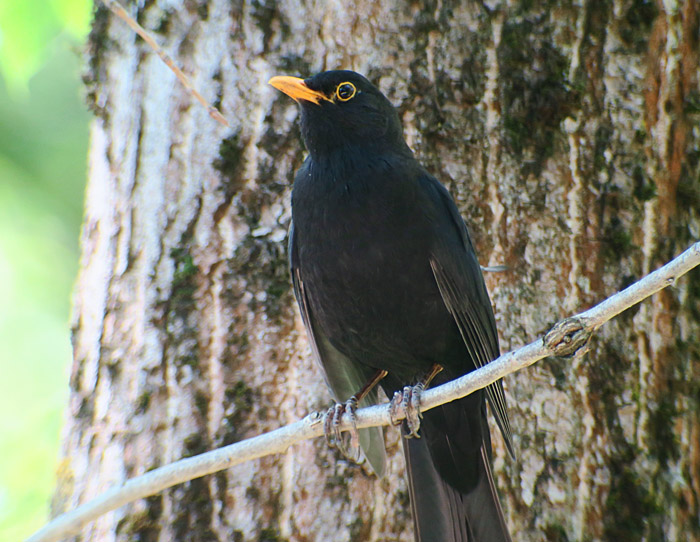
xmin=0 ymin=0 xmax=90 ymax=93
xmin=0 ymin=0 xmax=91 ymax=539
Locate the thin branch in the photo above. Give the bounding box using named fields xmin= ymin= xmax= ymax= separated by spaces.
xmin=27 ymin=241 xmax=700 ymax=542
xmin=101 ymin=0 xmax=230 ymax=127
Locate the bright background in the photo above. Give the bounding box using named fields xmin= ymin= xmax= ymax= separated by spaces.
xmin=0 ymin=0 xmax=92 ymax=539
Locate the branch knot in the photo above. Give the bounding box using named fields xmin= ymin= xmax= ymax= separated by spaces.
xmin=544 ymin=317 xmax=591 ymax=357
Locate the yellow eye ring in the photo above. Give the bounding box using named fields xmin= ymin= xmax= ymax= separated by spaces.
xmin=336 ymin=82 xmax=356 ymax=102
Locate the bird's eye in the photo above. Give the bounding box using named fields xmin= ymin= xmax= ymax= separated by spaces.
xmin=336 ymin=82 xmax=356 ymax=102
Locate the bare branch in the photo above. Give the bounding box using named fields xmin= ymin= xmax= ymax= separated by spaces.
xmin=28 ymin=241 xmax=700 ymax=542
xmin=101 ymin=0 xmax=230 ymax=127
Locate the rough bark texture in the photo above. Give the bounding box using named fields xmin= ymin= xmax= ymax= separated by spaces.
xmin=54 ymin=0 xmax=700 ymax=541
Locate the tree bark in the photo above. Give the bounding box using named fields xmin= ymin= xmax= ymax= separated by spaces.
xmin=54 ymin=0 xmax=700 ymax=540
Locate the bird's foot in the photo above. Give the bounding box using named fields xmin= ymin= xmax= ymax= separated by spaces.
xmin=323 ymin=397 xmax=361 ymax=461
xmin=389 ymin=383 xmax=424 ymax=439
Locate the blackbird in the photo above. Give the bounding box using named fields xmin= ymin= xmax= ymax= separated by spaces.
xmin=270 ymin=70 xmax=513 ymax=542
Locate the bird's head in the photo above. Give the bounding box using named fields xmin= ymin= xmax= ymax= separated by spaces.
xmin=269 ymin=70 xmax=408 ymax=158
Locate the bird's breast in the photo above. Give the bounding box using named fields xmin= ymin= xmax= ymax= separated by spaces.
xmin=292 ymin=165 xmax=456 ymax=372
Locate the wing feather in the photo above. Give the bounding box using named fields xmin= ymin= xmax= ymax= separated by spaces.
xmin=289 ymin=223 xmax=387 ymax=476
xmin=430 ymin=258 xmax=514 ymax=457
xmin=425 ymin=179 xmax=514 ymax=458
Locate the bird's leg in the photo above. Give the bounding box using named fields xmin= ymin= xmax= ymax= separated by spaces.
xmin=389 ymin=363 xmax=443 ymax=438
xmin=323 ymin=369 xmax=388 ymax=460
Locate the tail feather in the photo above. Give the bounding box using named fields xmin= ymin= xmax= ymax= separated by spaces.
xmin=403 ymin=427 xmax=512 ymax=542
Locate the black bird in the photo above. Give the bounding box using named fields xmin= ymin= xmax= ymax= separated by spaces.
xmin=270 ymin=70 xmax=513 ymax=542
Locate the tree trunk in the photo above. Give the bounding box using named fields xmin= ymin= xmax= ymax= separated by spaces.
xmin=54 ymin=0 xmax=700 ymax=540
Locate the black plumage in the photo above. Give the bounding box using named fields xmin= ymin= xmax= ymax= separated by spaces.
xmin=270 ymin=70 xmax=513 ymax=542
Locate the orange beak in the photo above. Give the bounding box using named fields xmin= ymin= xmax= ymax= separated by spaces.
xmin=268 ymin=76 xmax=330 ymax=105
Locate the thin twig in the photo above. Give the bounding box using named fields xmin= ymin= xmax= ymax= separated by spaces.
xmin=101 ymin=0 xmax=229 ymax=127
xmin=27 ymin=241 xmax=700 ymax=542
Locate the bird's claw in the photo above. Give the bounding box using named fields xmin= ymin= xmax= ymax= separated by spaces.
xmin=323 ymin=397 xmax=361 ymax=461
xmin=389 ymin=383 xmax=424 ymax=438
xmin=322 ymin=403 xmax=343 ymax=447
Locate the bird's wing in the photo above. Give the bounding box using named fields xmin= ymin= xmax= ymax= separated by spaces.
xmin=424 ymin=177 xmax=514 ymax=458
xmin=289 ymin=222 xmax=387 ymax=476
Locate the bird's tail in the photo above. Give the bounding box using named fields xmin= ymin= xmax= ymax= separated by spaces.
xmin=402 ymin=408 xmax=512 ymax=542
